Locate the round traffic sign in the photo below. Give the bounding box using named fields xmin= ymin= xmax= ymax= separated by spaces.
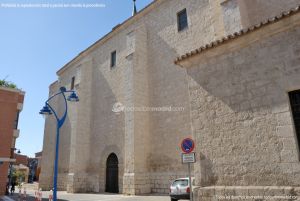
xmin=181 ymin=138 xmax=195 ymax=153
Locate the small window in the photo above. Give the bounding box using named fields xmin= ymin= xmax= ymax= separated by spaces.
xmin=111 ymin=51 xmax=117 ymax=68
xmin=289 ymin=90 xmax=300 ymax=153
xmin=177 ymin=9 xmax=188 ymax=32
xmin=71 ymin=76 xmax=75 ymax=90
xmin=13 ymin=110 xmax=20 ymax=129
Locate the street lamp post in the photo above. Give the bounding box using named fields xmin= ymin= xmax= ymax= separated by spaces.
xmin=39 ymin=86 xmax=79 ymax=201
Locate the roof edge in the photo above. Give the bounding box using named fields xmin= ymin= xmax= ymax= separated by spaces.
xmin=175 ymin=5 xmax=300 ymax=65
xmin=0 ymin=86 xmax=25 ymax=95
xmin=56 ymin=0 xmax=162 ymax=76
xmin=49 ymin=80 xmax=58 ymax=88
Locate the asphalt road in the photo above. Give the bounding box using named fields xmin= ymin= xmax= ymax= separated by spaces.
xmin=2 ymin=190 xmax=171 ymax=201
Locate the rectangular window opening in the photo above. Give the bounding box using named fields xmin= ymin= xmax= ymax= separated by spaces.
xmin=177 ymin=8 xmax=188 ymax=32
xmin=288 ymin=89 xmax=300 ymax=159
xmin=111 ymin=50 xmax=117 ymax=69
xmin=71 ymin=76 xmax=75 ymax=90
xmin=14 ymin=110 xmax=20 ymax=129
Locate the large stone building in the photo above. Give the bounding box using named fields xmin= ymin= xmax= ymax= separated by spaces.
xmin=0 ymin=86 xmax=24 ymax=196
xmin=40 ymin=0 xmax=300 ymax=199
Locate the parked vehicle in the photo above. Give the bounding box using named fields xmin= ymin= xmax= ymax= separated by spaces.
xmin=169 ymin=177 xmax=192 ymax=201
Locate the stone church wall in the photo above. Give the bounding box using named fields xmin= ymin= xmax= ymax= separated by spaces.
xmin=40 ymin=0 xmax=221 ymax=194
xmin=182 ymin=11 xmax=300 ymax=201
xmin=40 ymin=0 xmax=300 ymax=196
xmin=144 ymin=0 xmax=216 ymax=193
xmin=238 ymin=0 xmax=300 ymax=28
xmin=220 ymin=0 xmax=300 ymax=35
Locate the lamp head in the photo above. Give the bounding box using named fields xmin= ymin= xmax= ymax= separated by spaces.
xmin=60 ymin=87 xmax=67 ymax=92
xmin=67 ymin=91 xmax=79 ymax=102
xmin=12 ymin=148 xmax=21 ymax=154
xmin=39 ymin=105 xmax=52 ymax=118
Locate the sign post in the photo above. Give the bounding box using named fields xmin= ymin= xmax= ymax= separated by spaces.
xmin=181 ymin=138 xmax=196 ymax=201
xmin=188 ymin=163 xmax=192 ymax=201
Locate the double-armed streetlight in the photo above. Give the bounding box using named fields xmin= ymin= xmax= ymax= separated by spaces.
xmin=39 ymin=86 xmax=79 ymax=201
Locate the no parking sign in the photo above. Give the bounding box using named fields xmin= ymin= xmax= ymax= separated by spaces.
xmin=180 ymin=137 xmax=195 ymax=201
xmin=181 ymin=138 xmax=195 ymax=154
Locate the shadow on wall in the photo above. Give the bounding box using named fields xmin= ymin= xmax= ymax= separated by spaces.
xmin=88 ymin=56 xmax=125 ymax=193
xmin=197 ymin=152 xmax=216 ymax=186
xmin=187 ymin=29 xmax=300 ymax=118
xmin=186 ymin=27 xmax=300 ymax=186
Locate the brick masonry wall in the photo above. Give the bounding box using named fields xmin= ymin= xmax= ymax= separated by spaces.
xmin=15 ymin=154 xmax=28 ymax=166
xmin=0 ymin=163 xmax=9 ymax=195
xmin=0 ymin=87 xmax=24 ymax=195
xmin=184 ymin=12 xmax=300 ymax=201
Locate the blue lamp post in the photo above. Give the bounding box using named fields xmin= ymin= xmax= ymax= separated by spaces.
xmin=39 ymin=86 xmax=79 ymax=201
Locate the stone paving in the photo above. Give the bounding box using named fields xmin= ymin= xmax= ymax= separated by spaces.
xmin=1 ymin=190 xmax=171 ymax=201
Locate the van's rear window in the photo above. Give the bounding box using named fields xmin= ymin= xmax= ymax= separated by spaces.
xmin=172 ymin=180 xmax=188 ymax=186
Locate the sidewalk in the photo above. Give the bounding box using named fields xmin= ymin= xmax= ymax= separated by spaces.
xmin=1 ymin=188 xmax=60 ymax=201
xmin=1 ymin=192 xmax=54 ymax=201
xmin=1 ymin=190 xmax=169 ymax=201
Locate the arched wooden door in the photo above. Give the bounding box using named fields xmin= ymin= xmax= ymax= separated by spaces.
xmin=105 ymin=153 xmax=119 ymax=193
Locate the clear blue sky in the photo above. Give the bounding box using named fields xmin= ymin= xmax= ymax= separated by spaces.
xmin=0 ymin=0 xmax=153 ymax=157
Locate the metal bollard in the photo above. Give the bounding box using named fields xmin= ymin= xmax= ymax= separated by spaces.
xmin=35 ymin=191 xmax=38 ymax=201
xmin=18 ymin=188 xmax=22 ymax=201
xmin=39 ymin=191 xmax=43 ymax=201
xmin=23 ymin=188 xmax=27 ymax=201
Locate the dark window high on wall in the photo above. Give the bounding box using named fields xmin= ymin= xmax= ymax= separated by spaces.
xmin=177 ymin=9 xmax=188 ymax=32
xmin=111 ymin=50 xmax=117 ymax=68
xmin=289 ymin=90 xmax=300 ymax=153
xmin=71 ymin=76 xmax=75 ymax=90
xmin=14 ymin=110 xmax=20 ymax=129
